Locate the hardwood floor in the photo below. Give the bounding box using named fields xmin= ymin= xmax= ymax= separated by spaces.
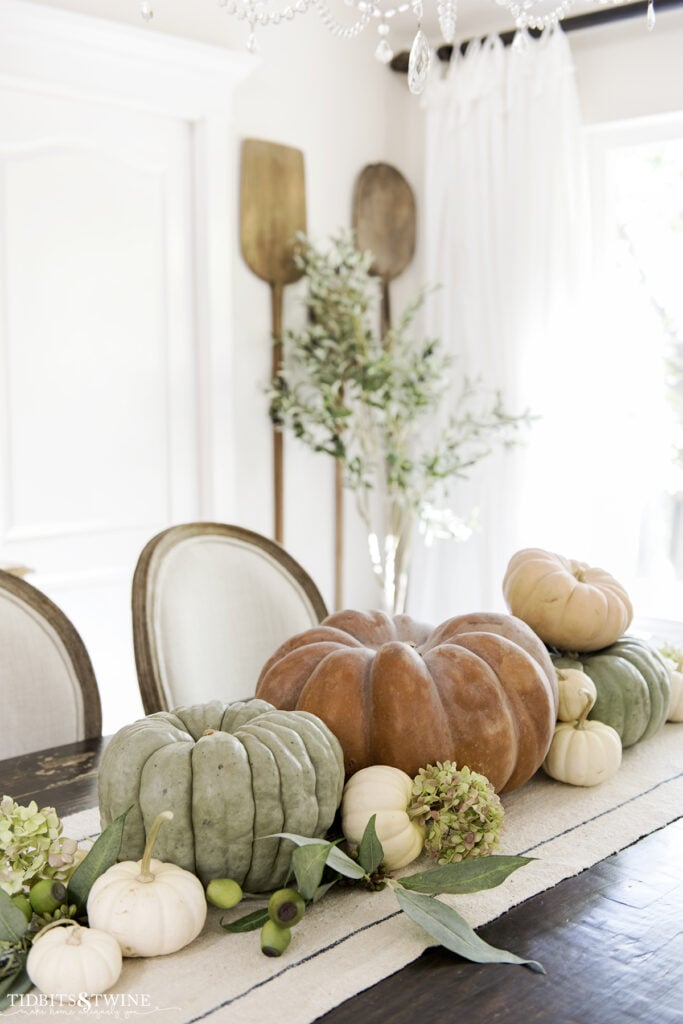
xmin=316 ymin=818 xmax=683 ymax=1024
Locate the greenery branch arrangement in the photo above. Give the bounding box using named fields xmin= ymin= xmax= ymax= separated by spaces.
xmin=219 ymin=760 xmax=542 ymax=972
xmin=269 ymin=231 xmax=533 ymax=608
xmin=220 ymin=816 xmax=543 ymax=974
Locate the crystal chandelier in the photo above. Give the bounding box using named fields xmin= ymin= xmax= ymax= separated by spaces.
xmin=138 ymin=1 xmax=658 ymax=96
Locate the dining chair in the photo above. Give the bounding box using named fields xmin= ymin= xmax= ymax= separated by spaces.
xmin=131 ymin=522 xmax=328 ymax=714
xmin=0 ymin=569 xmax=102 ymax=759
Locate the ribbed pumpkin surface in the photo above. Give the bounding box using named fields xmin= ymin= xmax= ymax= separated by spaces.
xmin=256 ymin=610 xmax=559 ymax=793
xmin=553 ymin=637 xmax=671 ymax=747
xmin=98 ymin=699 xmax=344 ymax=891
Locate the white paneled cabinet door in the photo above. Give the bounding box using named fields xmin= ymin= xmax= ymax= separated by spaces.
xmin=0 ymin=87 xmax=200 ymax=732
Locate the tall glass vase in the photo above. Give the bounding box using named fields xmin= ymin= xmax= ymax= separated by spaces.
xmin=365 ymin=496 xmax=415 ymax=615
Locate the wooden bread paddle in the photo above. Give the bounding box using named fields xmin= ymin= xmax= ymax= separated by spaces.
xmin=352 ymin=162 xmax=417 ymax=339
xmin=334 ymin=163 xmax=417 ymax=608
xmin=240 ymin=138 xmax=307 ymax=544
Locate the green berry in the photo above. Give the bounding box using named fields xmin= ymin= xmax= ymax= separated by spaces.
xmin=10 ymin=894 xmax=32 ymax=922
xmin=28 ymin=879 xmax=67 ymax=915
xmin=267 ymin=888 xmax=306 ymax=927
xmin=206 ymin=878 xmax=243 ymax=910
xmin=260 ymin=919 xmax=291 ymax=957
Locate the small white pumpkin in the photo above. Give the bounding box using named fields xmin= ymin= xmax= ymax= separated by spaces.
xmin=556 ymin=668 xmax=598 ymax=723
xmin=27 ymin=920 xmax=122 ymax=997
xmin=662 ymin=657 xmax=683 ymax=722
xmin=341 ymin=765 xmax=426 ymax=871
xmin=87 ymin=811 xmax=207 ymax=957
xmin=543 ymin=689 xmax=622 ymax=787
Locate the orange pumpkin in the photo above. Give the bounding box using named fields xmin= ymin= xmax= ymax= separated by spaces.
xmin=255 ymin=610 xmax=559 ymax=793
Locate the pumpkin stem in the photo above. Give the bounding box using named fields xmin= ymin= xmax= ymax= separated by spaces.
xmin=138 ymin=810 xmax=173 ymax=882
xmin=203 ymin=728 xmax=216 ymax=736
xmin=574 ymin=568 xmax=586 ymax=582
xmin=575 ymin=689 xmax=595 ymax=730
xmin=32 ymin=918 xmax=82 ymax=945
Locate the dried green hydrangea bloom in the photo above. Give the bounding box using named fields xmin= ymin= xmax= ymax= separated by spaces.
xmin=0 ymin=796 xmax=79 ymax=896
xmin=409 ymin=762 xmax=504 ymax=864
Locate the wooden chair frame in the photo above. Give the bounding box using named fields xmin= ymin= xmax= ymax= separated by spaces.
xmin=0 ymin=569 xmax=102 ymax=742
xmin=132 ymin=522 xmax=328 ymax=715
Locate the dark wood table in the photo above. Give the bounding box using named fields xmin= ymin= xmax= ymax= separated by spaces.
xmin=2 ymin=738 xmax=681 ymax=1023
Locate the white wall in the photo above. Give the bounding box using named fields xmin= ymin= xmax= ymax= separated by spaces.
xmin=9 ymin=0 xmax=683 ymax=680
xmin=569 ymin=7 xmax=683 ymax=124
xmin=25 ymin=0 xmax=426 ymax=616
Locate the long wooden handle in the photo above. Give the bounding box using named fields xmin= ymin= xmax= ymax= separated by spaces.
xmin=380 ymin=280 xmax=391 ymax=341
xmin=334 ymin=459 xmax=344 ymax=610
xmin=271 ymin=281 xmax=284 ymax=544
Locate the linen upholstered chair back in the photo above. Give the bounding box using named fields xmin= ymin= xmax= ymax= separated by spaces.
xmin=0 ymin=569 xmax=102 ymax=758
xmin=131 ymin=522 xmax=328 ymax=714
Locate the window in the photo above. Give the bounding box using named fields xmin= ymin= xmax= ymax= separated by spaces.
xmin=583 ymin=115 xmax=683 ymax=638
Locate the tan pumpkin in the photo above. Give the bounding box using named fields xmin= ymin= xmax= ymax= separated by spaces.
xmin=255 ymin=610 xmax=558 ymax=793
xmin=502 ymin=547 xmax=633 ymax=652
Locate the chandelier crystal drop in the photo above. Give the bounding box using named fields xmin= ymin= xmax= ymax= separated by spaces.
xmin=138 ymin=1 xmax=658 ymax=87
xmin=408 ymin=25 xmax=431 ymax=94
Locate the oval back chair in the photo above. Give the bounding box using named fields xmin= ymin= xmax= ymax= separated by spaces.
xmin=131 ymin=522 xmax=328 ymax=714
xmin=0 ymin=569 xmax=102 ymax=758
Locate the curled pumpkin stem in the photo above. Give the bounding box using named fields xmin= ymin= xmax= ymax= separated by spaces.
xmin=138 ymin=811 xmax=173 ymax=883
xmin=575 ymin=689 xmax=595 ymax=730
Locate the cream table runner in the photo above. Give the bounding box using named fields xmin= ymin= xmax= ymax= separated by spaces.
xmin=5 ymin=724 xmax=682 ymax=1024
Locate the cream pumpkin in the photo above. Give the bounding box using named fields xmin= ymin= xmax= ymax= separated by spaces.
xmin=503 ymin=547 xmax=633 ymax=652
xmin=661 ymin=655 xmax=683 ymax=722
xmin=556 ymin=668 xmax=598 ymax=722
xmin=87 ymin=811 xmax=207 ymax=958
xmin=26 ymin=921 xmax=122 ymax=997
xmin=543 ymin=690 xmax=622 ymax=787
xmin=341 ymin=765 xmax=426 ymax=871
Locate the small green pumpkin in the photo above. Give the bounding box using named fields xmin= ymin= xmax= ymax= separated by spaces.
xmin=97 ymin=699 xmax=344 ymax=892
xmin=552 ymin=637 xmax=670 ymax=748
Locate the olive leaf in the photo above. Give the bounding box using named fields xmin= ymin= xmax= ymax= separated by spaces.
xmin=357 ymin=815 xmax=384 ymax=876
xmin=292 ymin=843 xmax=332 ymax=902
xmin=67 ymin=807 xmax=130 ymax=915
xmin=399 ymin=856 xmax=534 ymax=895
xmin=0 ymin=890 xmax=29 ymax=944
xmin=220 ymin=907 xmax=270 ymax=933
xmin=266 ymin=833 xmax=365 ymax=880
xmin=394 ymin=886 xmax=545 ymax=974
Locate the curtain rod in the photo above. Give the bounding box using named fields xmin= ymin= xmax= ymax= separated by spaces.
xmin=390 ymin=0 xmax=683 ymax=71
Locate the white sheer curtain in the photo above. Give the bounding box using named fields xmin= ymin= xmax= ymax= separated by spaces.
xmin=409 ymin=26 xmax=589 ymax=621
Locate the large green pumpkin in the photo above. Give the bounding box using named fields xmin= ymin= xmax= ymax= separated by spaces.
xmin=553 ymin=637 xmax=670 ymax=747
xmin=98 ymin=699 xmax=345 ymax=891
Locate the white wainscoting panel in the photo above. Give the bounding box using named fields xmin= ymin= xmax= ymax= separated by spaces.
xmin=0 ymin=0 xmax=253 ymax=733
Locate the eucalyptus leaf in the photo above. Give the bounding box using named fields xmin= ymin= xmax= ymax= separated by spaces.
xmin=292 ymin=843 xmax=331 ymax=902
xmin=0 ymin=890 xmax=28 ymax=944
xmin=394 ymin=887 xmax=545 ymax=974
xmin=220 ymin=907 xmax=270 ymax=933
xmin=67 ymin=807 xmax=130 ymax=914
xmin=0 ymin=961 xmax=32 ymax=1011
xmin=399 ymin=856 xmax=534 ymax=895
xmin=267 ymin=833 xmax=365 ymax=880
xmin=312 ymin=878 xmax=339 ymax=903
xmin=358 ymin=815 xmax=383 ymax=876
